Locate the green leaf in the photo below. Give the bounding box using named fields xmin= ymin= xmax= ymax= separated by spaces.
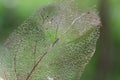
xmin=0 ymin=0 xmax=101 ymax=80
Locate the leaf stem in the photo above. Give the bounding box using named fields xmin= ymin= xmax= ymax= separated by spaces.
xmin=25 ymin=38 xmax=59 ymax=80
xmin=13 ymin=53 xmax=19 ymax=80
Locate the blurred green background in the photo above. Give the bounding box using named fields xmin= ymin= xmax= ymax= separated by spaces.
xmin=0 ymin=0 xmax=120 ymax=80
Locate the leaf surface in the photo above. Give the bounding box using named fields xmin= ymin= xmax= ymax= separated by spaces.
xmin=0 ymin=1 xmax=101 ymax=80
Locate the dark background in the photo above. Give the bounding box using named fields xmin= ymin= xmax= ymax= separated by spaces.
xmin=0 ymin=0 xmax=120 ymax=80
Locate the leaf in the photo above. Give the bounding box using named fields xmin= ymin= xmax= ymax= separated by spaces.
xmin=0 ymin=0 xmax=101 ymax=80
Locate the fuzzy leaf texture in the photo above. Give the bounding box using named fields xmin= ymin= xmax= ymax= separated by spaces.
xmin=0 ymin=0 xmax=101 ymax=80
